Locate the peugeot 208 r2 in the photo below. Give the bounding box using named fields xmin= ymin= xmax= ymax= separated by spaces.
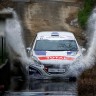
xmin=28 ymin=31 xmax=82 ymax=80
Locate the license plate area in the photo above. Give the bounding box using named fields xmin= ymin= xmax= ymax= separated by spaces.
xmin=48 ymin=68 xmax=65 ymax=73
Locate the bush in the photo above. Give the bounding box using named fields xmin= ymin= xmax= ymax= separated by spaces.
xmin=78 ymin=0 xmax=96 ymax=29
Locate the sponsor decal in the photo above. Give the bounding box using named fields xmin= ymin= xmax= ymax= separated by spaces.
xmin=35 ymin=51 xmax=46 ymax=55
xmin=51 ymin=32 xmax=59 ymax=36
xmin=38 ymin=36 xmax=51 ymax=40
xmin=60 ymin=36 xmax=74 ymax=40
xmin=67 ymin=51 xmax=72 ymax=55
xmin=67 ymin=51 xmax=77 ymax=56
xmin=38 ymin=56 xmax=75 ymax=60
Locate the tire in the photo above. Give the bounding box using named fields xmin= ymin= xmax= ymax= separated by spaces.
xmin=69 ymin=77 xmax=77 ymax=82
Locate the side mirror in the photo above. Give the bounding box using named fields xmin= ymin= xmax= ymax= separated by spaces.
xmin=82 ymin=48 xmax=86 ymax=52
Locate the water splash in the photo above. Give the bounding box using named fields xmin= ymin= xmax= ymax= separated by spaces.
xmin=5 ymin=8 xmax=33 ymax=66
xmin=69 ymin=7 xmax=96 ymax=77
xmin=83 ymin=8 xmax=96 ymax=69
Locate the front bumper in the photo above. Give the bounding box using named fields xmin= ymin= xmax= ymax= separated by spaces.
xmin=28 ymin=64 xmax=76 ymax=79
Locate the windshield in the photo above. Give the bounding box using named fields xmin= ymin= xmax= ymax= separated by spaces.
xmin=34 ymin=40 xmax=78 ymax=51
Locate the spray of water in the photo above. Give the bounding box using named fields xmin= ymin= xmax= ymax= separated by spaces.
xmin=69 ymin=7 xmax=96 ymax=77
xmin=83 ymin=8 xmax=96 ymax=69
xmin=5 ymin=8 xmax=33 ymax=66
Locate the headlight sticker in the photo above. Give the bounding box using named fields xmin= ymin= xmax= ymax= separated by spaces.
xmin=67 ymin=51 xmax=77 ymax=56
xmin=35 ymin=51 xmax=46 ymax=55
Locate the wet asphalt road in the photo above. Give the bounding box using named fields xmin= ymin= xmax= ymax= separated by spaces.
xmin=3 ymin=77 xmax=77 ymax=96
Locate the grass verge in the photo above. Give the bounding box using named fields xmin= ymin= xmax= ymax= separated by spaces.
xmin=78 ymin=0 xmax=96 ymax=29
xmin=78 ymin=65 xmax=96 ymax=96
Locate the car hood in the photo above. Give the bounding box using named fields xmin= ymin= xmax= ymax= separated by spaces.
xmin=32 ymin=51 xmax=81 ymax=65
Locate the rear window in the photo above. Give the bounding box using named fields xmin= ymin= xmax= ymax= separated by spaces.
xmin=34 ymin=40 xmax=78 ymax=51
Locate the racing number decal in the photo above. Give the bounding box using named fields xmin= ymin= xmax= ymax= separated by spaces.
xmin=38 ymin=56 xmax=75 ymax=60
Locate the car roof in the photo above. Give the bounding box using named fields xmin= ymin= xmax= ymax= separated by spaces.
xmin=36 ymin=31 xmax=76 ymax=40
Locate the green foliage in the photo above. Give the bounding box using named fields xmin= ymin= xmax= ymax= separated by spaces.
xmin=78 ymin=0 xmax=96 ymax=29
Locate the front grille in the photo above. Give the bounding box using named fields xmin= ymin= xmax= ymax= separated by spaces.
xmin=45 ymin=64 xmax=68 ymax=68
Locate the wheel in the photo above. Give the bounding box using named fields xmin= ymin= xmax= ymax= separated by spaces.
xmin=69 ymin=77 xmax=77 ymax=82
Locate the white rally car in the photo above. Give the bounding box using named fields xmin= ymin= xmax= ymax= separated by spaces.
xmin=28 ymin=31 xmax=83 ymax=80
